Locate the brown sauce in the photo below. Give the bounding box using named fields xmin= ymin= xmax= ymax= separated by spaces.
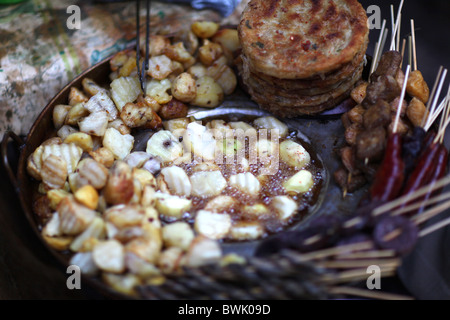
xmin=159 ymin=129 xmax=325 ymax=242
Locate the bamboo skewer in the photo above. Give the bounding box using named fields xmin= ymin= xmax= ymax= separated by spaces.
xmin=412 ymin=200 xmax=450 ymax=225
xmin=389 ymin=0 xmax=405 ymax=51
xmin=408 ymin=36 xmax=413 ymax=69
xmin=391 ymin=190 xmax=450 ymax=217
xmin=434 ymin=84 xmax=450 ymax=143
xmin=335 ymin=250 xmax=397 ymax=260
xmin=322 ymin=267 xmax=397 ymax=285
xmin=394 ymin=65 xmax=411 ymax=133
xmin=397 ymin=14 xmax=401 ymax=54
xmin=420 ymin=216 xmax=450 ymax=238
xmin=423 ymin=66 xmax=445 ymax=128
xmin=316 ymin=258 xmax=401 ymax=270
xmin=410 ymin=19 xmax=418 ymax=71
xmin=370 ymin=19 xmax=387 ymax=76
xmin=390 ymin=4 xmax=395 ymax=42
xmin=373 ymin=175 xmax=450 ymax=217
xmin=329 ymin=286 xmax=414 ymax=301
xmin=426 ymin=98 xmax=447 ymax=133
xmin=436 ymin=84 xmax=450 ymax=144
xmin=425 ymin=68 xmax=448 ymax=131
xmin=298 ymin=241 xmax=374 ymax=262
xmin=400 ymin=38 xmax=407 ymax=68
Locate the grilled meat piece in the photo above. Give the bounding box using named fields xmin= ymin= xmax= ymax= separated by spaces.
xmin=363 ymin=99 xmax=391 ymax=130
xmin=363 ymin=75 xmax=401 ymax=107
xmin=370 ymin=51 xmax=403 ymax=82
xmin=356 ymin=126 xmax=387 ymax=161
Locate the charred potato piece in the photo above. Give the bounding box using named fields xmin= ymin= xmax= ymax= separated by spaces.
xmin=147 ymin=55 xmax=173 ymax=80
xmin=198 ymin=40 xmax=223 ymax=66
xmin=82 ymin=78 xmax=105 ymax=97
xmin=171 ymin=72 xmax=197 ymax=103
xmin=103 ymin=161 xmax=135 ymax=206
xmin=212 ymin=29 xmax=241 ymax=53
xmin=163 ymin=42 xmax=194 ymax=63
xmin=191 ymin=76 xmax=224 ymax=108
xmin=159 ymin=99 xmax=189 ymax=120
xmin=191 ymin=21 xmax=219 ymax=39
xmin=120 ymin=102 xmax=158 ymax=129
xmin=68 ymin=87 xmax=89 ymax=107
xmin=65 ymin=103 xmax=89 ymax=126
xmin=89 ymin=147 xmax=115 ymax=168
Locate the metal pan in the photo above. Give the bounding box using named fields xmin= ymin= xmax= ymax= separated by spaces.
xmin=1 ymin=55 xmax=366 ymax=299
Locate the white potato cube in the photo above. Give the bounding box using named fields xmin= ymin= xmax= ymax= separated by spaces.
xmin=102 ymin=127 xmax=134 ymax=160
xmin=253 ymin=116 xmax=289 ymax=138
xmin=184 ymin=236 xmax=222 ymax=268
xmin=183 ymin=122 xmax=216 ymax=161
xmin=110 ymin=76 xmax=142 ymax=111
xmin=194 ymin=210 xmax=231 ymax=240
xmin=271 ymin=196 xmax=298 ymax=221
xmin=155 ymin=192 xmax=192 ymax=219
xmin=78 ymin=111 xmax=109 ymax=137
xmin=146 ymin=130 xmax=184 ymax=163
xmin=92 ymin=239 xmax=125 ymax=273
xmin=279 ymin=140 xmax=311 ymax=169
xmin=190 ymin=171 xmax=227 ymax=197
xmin=84 ymin=90 xmax=118 ymax=121
xmin=162 ymin=222 xmax=195 ymax=250
xmin=283 ymin=170 xmax=314 ymax=194
xmin=160 ymin=166 xmax=191 ymax=197
xmin=228 ymin=221 xmax=265 ymax=241
xmin=229 ymin=172 xmax=261 ymax=195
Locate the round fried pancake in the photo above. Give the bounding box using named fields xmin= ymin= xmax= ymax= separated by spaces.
xmin=246 ymin=39 xmax=367 ymax=92
xmin=246 ymin=62 xmax=364 ymax=98
xmin=238 ymin=0 xmax=369 ymax=79
xmin=243 ymin=62 xmax=363 ymax=107
xmin=245 ymin=59 xmax=364 ymax=96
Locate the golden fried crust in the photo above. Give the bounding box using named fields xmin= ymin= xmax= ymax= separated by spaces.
xmin=243 ymin=62 xmax=363 ymax=107
xmin=242 ymin=42 xmax=366 ymax=94
xmin=238 ymin=0 xmax=369 ymax=79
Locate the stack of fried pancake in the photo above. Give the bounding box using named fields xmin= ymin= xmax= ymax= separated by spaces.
xmin=237 ymin=0 xmax=369 ymax=117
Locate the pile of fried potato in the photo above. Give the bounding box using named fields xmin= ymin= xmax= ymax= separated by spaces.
xmin=25 ymin=21 xmax=319 ymax=296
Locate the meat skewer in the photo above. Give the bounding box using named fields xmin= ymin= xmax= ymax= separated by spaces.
xmin=368 ymin=65 xmax=411 ymax=204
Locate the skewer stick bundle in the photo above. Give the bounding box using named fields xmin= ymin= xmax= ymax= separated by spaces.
xmin=370 ymin=19 xmax=387 ymax=76
xmin=389 ymin=0 xmax=405 ymax=51
xmin=393 ymin=65 xmax=411 ymax=133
